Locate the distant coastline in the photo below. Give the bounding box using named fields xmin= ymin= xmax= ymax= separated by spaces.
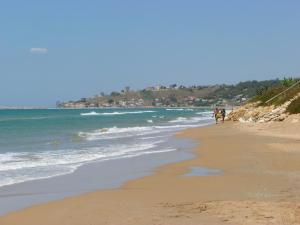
xmin=57 ymin=79 xmax=280 ymax=109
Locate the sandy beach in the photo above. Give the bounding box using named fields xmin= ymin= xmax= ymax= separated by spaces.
xmin=0 ymin=121 xmax=299 ymax=225
xmin=2 ymin=1 xmax=299 ymax=224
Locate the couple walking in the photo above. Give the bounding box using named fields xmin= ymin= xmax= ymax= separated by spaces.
xmin=213 ymin=108 xmax=226 ymax=124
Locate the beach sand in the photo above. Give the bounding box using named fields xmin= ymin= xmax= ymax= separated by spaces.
xmin=0 ymin=121 xmax=299 ymax=225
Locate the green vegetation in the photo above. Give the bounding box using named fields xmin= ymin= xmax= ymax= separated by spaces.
xmin=140 ymin=90 xmax=154 ymax=100
xmin=287 ymin=97 xmax=300 ymax=114
xmin=110 ymin=91 xmax=121 ymax=97
xmin=281 ymin=77 xmax=296 ymax=87
xmin=107 ymin=99 xmax=114 ymax=104
xmin=251 ymin=77 xmax=300 ymax=107
xmin=212 ymin=80 xmax=280 ymax=99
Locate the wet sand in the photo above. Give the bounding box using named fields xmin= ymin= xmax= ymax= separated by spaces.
xmin=0 ymin=137 xmax=194 ymax=216
xmin=0 ymin=122 xmax=299 ymax=225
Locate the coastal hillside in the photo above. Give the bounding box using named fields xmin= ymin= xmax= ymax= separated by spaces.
xmin=58 ymin=80 xmax=280 ymax=108
xmin=228 ymin=78 xmax=300 ymax=123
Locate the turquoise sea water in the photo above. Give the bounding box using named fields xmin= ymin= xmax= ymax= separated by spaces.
xmin=0 ymin=108 xmax=213 ymax=187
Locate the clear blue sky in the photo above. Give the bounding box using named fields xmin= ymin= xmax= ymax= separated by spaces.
xmin=1 ymin=0 xmax=299 ymax=106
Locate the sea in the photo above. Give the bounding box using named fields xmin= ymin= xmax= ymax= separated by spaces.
xmin=0 ymin=108 xmax=214 ymax=188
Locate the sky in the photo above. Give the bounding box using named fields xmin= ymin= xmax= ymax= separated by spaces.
xmin=0 ymin=0 xmax=300 ymax=106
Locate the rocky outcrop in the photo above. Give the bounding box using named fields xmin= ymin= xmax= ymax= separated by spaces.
xmin=227 ymin=93 xmax=300 ymax=123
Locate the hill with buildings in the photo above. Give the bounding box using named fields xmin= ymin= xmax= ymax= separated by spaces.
xmin=57 ymin=79 xmax=281 ymax=108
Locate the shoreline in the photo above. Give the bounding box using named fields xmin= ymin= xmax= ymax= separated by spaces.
xmin=0 ymin=137 xmax=196 ymax=216
xmin=0 ymin=107 xmax=215 ymax=215
xmin=1 ymin=122 xmax=299 ymax=224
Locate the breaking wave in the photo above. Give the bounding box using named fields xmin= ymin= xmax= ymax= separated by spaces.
xmin=80 ymin=110 xmax=156 ymax=116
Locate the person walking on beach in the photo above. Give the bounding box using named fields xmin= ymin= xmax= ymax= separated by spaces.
xmin=213 ymin=108 xmax=219 ymax=124
xmin=221 ymin=108 xmax=226 ymax=123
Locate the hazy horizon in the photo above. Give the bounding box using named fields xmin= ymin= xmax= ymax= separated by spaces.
xmin=1 ymin=1 xmax=299 ymax=107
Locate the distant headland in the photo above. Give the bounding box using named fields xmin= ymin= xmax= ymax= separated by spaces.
xmin=57 ymin=80 xmax=280 ymax=108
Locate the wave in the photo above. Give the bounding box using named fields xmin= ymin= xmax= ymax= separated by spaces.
xmin=152 ymin=116 xmax=165 ymax=118
xmin=80 ymin=110 xmax=156 ymax=116
xmin=169 ymin=117 xmax=188 ymax=123
xmin=0 ymin=142 xmax=176 ymax=187
xmin=0 ymin=108 xmax=216 ymax=188
xmin=78 ymin=126 xmax=156 ymax=140
xmin=165 ymin=108 xmax=194 ymax=111
xmin=77 ymin=121 xmax=211 ymax=141
xmin=80 ymin=111 xmax=100 ymax=116
xmin=168 ymin=114 xmax=213 ymax=124
xmin=196 ymin=111 xmax=213 ymax=115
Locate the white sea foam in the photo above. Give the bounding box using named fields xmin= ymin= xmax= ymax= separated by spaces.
xmin=0 ymin=144 xmax=155 ymax=171
xmin=78 ymin=126 xmax=153 ymax=140
xmin=77 ymin=123 xmax=203 ymax=141
xmin=152 ymin=115 xmax=165 ymax=118
xmin=80 ymin=110 xmax=155 ymax=116
xmin=168 ymin=115 xmax=213 ymax=124
xmin=80 ymin=111 xmax=100 ymax=116
xmin=0 ymin=141 xmax=173 ymax=187
xmin=196 ymin=111 xmax=213 ymax=115
xmin=166 ymin=108 xmax=194 ymax=111
xmin=169 ymin=117 xmax=188 ymax=123
xmin=0 ymin=109 xmax=215 ymax=188
xmin=79 ymin=111 xmax=215 ymax=143
xmin=101 ymin=110 xmax=155 ymax=115
xmin=78 ymin=127 xmax=158 ymax=141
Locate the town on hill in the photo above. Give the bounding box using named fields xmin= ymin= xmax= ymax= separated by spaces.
xmin=57 ymin=80 xmax=281 ymax=108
